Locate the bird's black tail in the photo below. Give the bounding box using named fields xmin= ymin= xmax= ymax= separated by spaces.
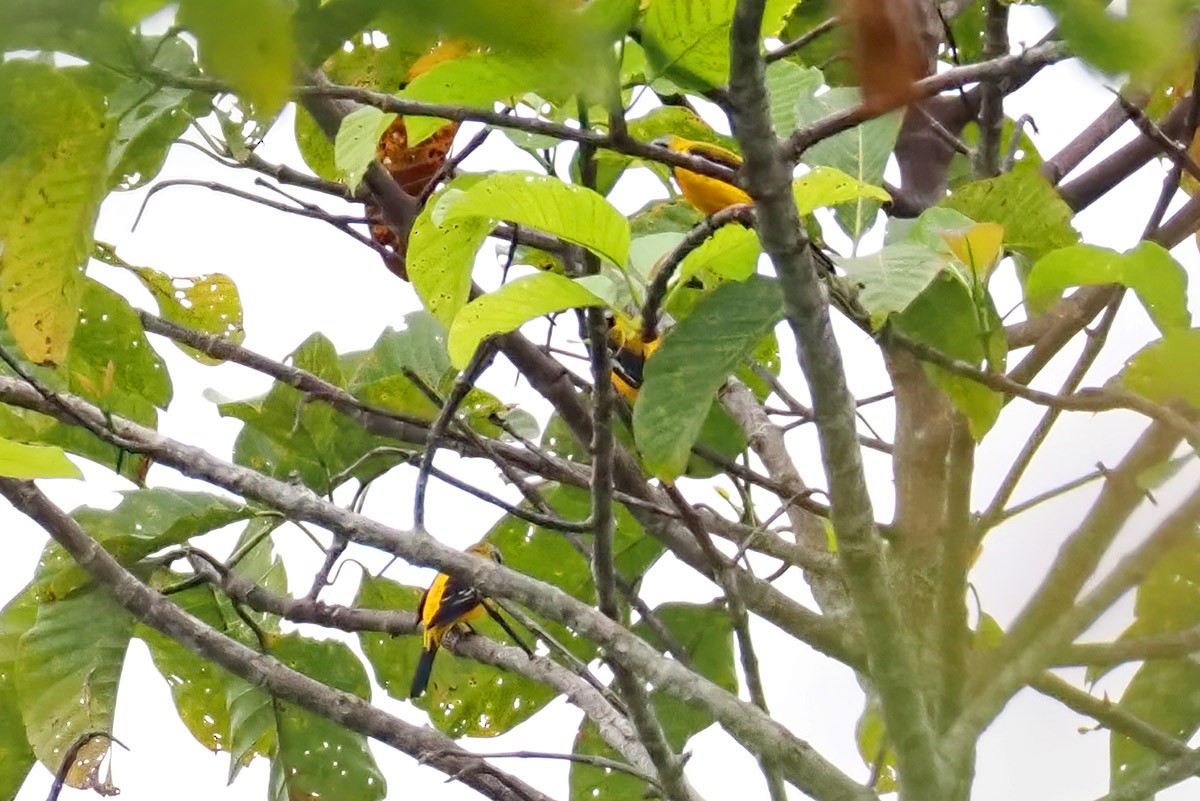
xmin=409 ymin=644 xmax=437 ymax=698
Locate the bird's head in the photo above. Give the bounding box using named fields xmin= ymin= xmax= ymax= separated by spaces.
xmin=468 ymin=542 xmax=503 ymax=563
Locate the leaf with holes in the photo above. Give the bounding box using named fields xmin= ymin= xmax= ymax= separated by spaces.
xmin=357 ymin=576 xmax=558 ymax=737
xmin=267 ymin=634 xmax=386 ymax=801
xmin=0 ymin=61 xmax=111 ymax=365
xmin=101 ymin=248 xmax=245 ymax=364
xmin=407 ymin=178 xmax=493 ymax=328
xmin=571 ymin=601 xmax=735 ymax=801
xmin=33 ymin=489 xmax=249 ymax=602
xmin=16 ymin=586 xmax=134 ymax=788
xmin=219 ymin=333 xmax=411 ymax=493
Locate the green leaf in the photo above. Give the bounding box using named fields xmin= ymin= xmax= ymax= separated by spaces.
xmin=587 ymin=106 xmax=737 ymax=197
xmin=892 ymin=274 xmax=1007 ymax=439
xmin=293 ymin=0 xmax=385 ymax=67
xmin=837 ymin=242 xmax=950 ymax=328
xmin=1043 ymin=0 xmax=1193 ymax=81
xmin=138 ymin=582 xmax=238 ymax=755
xmin=334 ymin=106 xmax=395 ymax=190
xmin=0 ymin=279 xmax=169 ymax=479
xmin=16 ymin=586 xmax=134 ymax=785
xmin=939 ymin=166 xmax=1078 ymax=261
xmin=67 ymin=279 xmax=173 ymax=409
xmin=443 ymin=172 xmax=631 ymax=268
xmin=0 ymin=592 xmax=36 ymax=800
xmin=178 ymin=0 xmax=295 ymax=115
xmin=375 ymin=0 xmax=608 ymax=91
xmin=765 ymin=59 xmax=823 ymax=139
xmin=795 ymin=86 xmax=901 ymax=242
xmin=220 ymin=520 xmax=287 ymax=777
xmin=267 ymin=634 xmax=386 ymax=801
xmin=1122 ymin=328 xmax=1200 ymax=408
xmin=357 ymin=576 xmax=557 ymax=737
xmin=572 ymin=601 xmax=735 ymax=801
xmin=675 ymin=224 xmax=761 ymax=286
xmin=105 ymin=36 xmax=211 ymax=190
xmin=400 ymin=52 xmax=542 ymax=144
xmin=487 ymin=483 xmax=663 ymax=660
xmin=1024 ymin=243 xmax=1190 ymax=334
xmin=793 ymin=165 xmax=891 ymax=216
xmin=0 ymin=61 xmax=111 ymax=365
xmin=640 ymin=0 xmax=796 ymax=92
xmin=0 ymin=438 xmax=80 ymax=479
xmin=634 ymin=276 xmax=784 ymax=479
xmin=1105 ymin=534 xmax=1200 ymax=789
xmin=630 ymin=198 xmax=706 ymax=237
xmin=219 ymin=333 xmax=410 ymax=493
xmin=448 ymin=273 xmax=608 ymax=368
xmin=855 ymin=698 xmax=898 ymax=793
xmin=34 ymin=489 xmax=249 ymax=602
xmin=0 ymin=0 xmax=139 ymax=66
xmin=407 ymin=181 xmax=494 ymax=328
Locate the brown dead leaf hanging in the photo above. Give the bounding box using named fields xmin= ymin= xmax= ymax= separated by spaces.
xmin=368 ymin=39 xmax=474 ymax=278
xmin=840 ymin=0 xmax=928 ymax=113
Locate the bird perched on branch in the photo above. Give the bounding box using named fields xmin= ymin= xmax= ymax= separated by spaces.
xmin=409 ymin=541 xmax=532 ymax=698
xmin=607 ymin=315 xmax=660 ymax=402
xmin=653 ymin=134 xmax=752 ymax=215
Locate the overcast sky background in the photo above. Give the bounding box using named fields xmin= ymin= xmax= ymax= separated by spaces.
xmin=6 ymin=6 xmax=1200 ymax=800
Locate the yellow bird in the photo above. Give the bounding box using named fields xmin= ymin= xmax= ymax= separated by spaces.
xmin=653 ymin=134 xmax=752 ymax=215
xmin=409 ymin=542 xmax=530 ymax=698
xmin=607 ymin=316 xmax=660 ymax=402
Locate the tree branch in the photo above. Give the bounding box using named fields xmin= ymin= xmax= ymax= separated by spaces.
xmin=786 ymin=41 xmax=1069 ymax=161
xmin=0 ymin=375 xmax=872 ymax=801
xmin=729 ymin=1 xmax=943 ymax=798
xmin=0 ymin=479 xmax=554 ymax=801
xmin=180 ymin=549 xmax=654 ymax=776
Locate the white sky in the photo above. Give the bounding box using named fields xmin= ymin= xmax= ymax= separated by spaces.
xmin=6 ymin=6 xmax=1200 ymax=801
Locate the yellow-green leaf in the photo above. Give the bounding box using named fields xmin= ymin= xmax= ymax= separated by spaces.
xmin=178 ymin=0 xmax=295 ymax=115
xmin=792 ymin=166 xmax=891 ymax=216
xmin=0 ymin=439 xmax=80 ymax=479
xmin=0 ymin=62 xmax=111 ymax=365
xmin=443 ymin=172 xmax=631 ymax=267
xmin=448 ymin=273 xmax=608 ymax=367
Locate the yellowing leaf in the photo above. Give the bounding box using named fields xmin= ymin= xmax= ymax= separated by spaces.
xmin=0 ymin=62 xmax=111 ymax=365
xmin=448 ymin=273 xmax=608 ymax=367
xmin=944 ymin=222 xmax=1005 ymax=281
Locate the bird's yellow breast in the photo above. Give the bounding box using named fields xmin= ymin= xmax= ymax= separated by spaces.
xmin=673 ymin=167 xmax=752 ymax=216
